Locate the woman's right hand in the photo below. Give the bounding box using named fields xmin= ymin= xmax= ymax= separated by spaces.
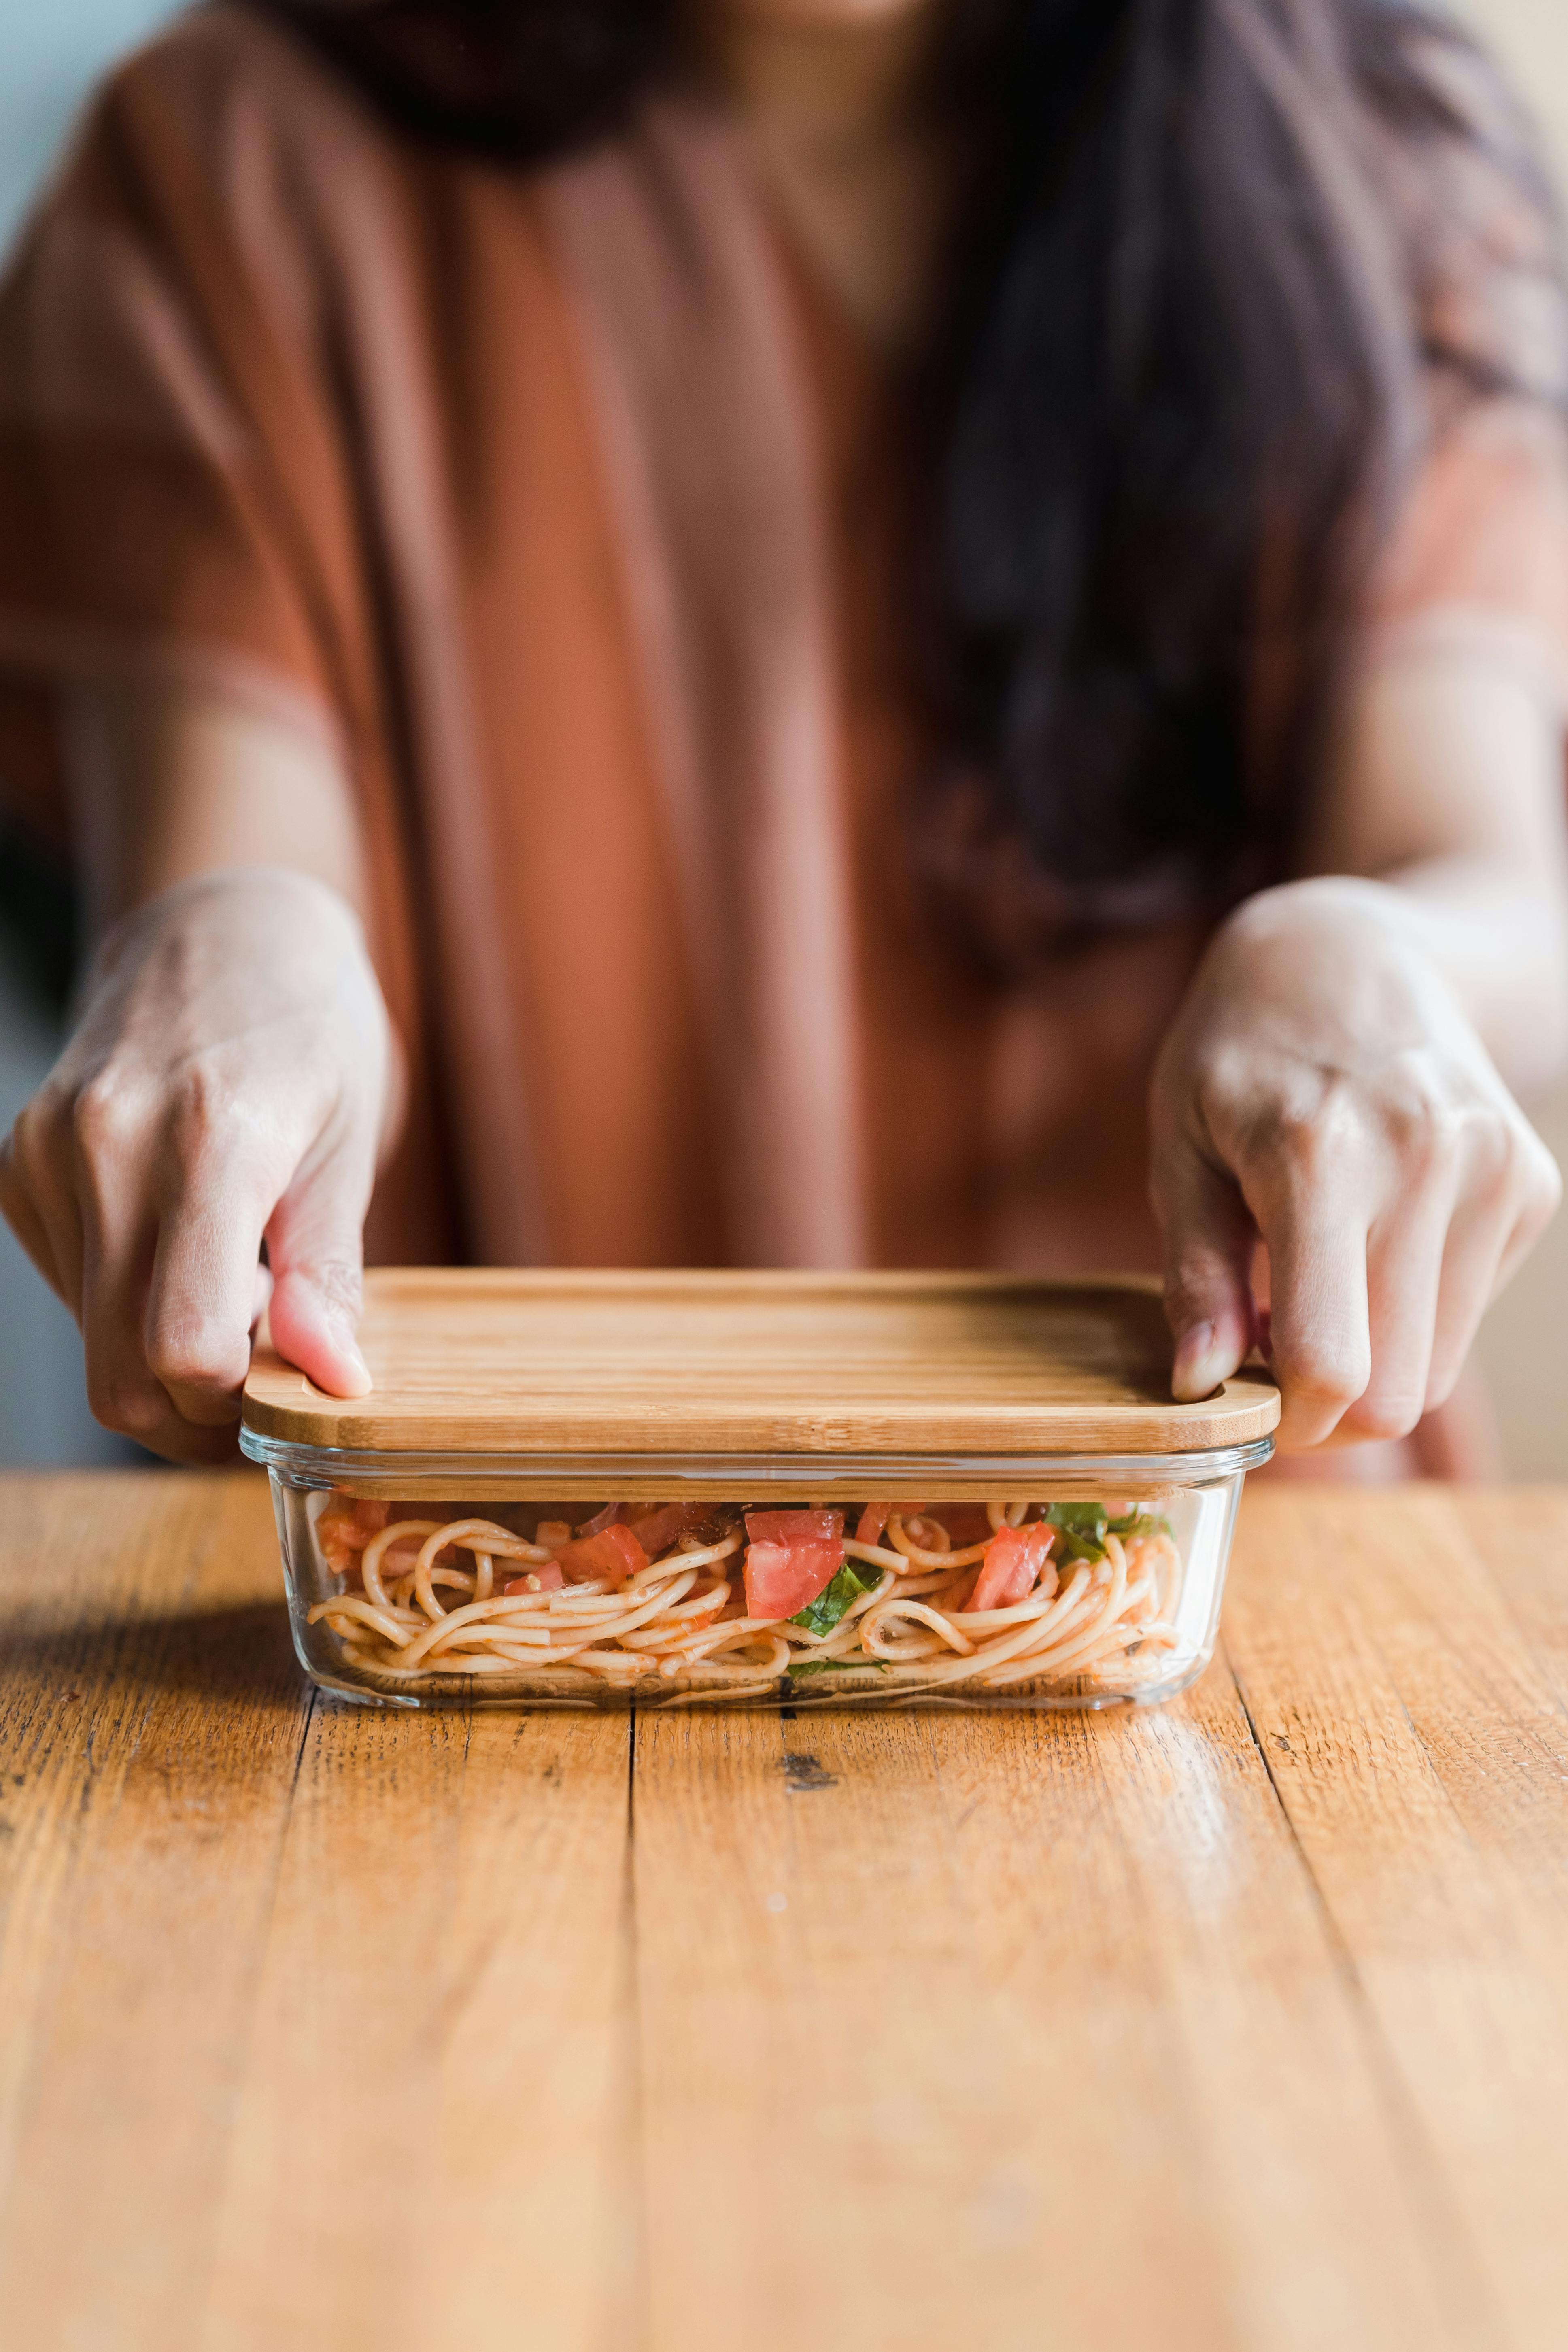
xmin=0 ymin=867 xmax=398 ymax=1462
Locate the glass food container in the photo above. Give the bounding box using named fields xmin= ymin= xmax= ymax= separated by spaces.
xmin=240 ymin=1271 xmax=1279 ymax=1712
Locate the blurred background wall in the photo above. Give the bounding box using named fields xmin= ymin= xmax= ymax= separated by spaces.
xmin=1450 ymin=0 xmax=1568 ymax=1476
xmin=0 ymin=7 xmax=182 ymax=249
xmin=0 ymin=0 xmax=1566 ymax=1466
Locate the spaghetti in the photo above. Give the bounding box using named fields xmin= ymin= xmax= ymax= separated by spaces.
xmin=304 ymin=1494 xmax=1187 ymax=1701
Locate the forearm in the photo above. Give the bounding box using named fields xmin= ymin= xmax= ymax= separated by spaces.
xmin=1231 ymin=863 xmax=1568 ymax=1098
xmin=60 ymin=675 xmax=405 ymax=1162
xmin=4 ymin=681 xmax=407 ymax=1460
xmin=1293 ymin=652 xmax=1568 ymax=1094
xmin=63 ymin=678 xmax=367 ymax=939
xmin=1381 ymin=854 xmax=1568 ymax=1091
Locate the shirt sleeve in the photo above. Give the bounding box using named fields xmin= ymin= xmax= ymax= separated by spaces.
xmin=1363 ymin=397 xmax=1568 ymax=720
xmin=1360 ymin=26 xmax=1568 ymax=720
xmin=0 ymin=15 xmax=366 ymax=843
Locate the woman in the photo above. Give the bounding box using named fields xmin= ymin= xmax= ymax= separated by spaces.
xmin=0 ymin=0 xmax=1564 ymax=1468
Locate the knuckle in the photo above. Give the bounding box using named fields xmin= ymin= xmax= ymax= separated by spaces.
xmin=6 ymin=1107 xmax=57 ymax=1204
xmin=1465 ymin=1107 xmax=1521 ymax=1191
xmin=1242 ymin=1096 xmax=1309 ymax=1171
xmin=168 ymin=1060 xmax=237 ymax=1163
xmin=1519 ymin=1135 xmax=1563 ymax=1220
xmin=1252 ymin=1098 xmax=1357 ymax=1190
xmin=87 ymin=1376 xmax=167 ymax=1440
xmin=1391 ymin=1099 xmax=1465 ymax=1180
xmin=164 ymin=1066 xmax=280 ymax=1199
xmin=1535 ymin=1159 xmax=1564 ymax=1221
xmin=1348 ymin=1390 xmax=1424 ymax=1443
xmin=146 ymin=1314 xmax=242 ymax=1394
xmin=72 ymin=1074 xmax=143 ymax=1162
xmin=10 ymin=1089 xmax=56 ymax=1168
xmin=1281 ymin=1342 xmax=1368 ymax=1414
xmin=1468 ymin=1114 xmax=1560 ymax=1227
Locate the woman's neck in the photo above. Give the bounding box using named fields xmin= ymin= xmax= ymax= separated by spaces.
xmin=700 ymin=5 xmax=949 ymax=353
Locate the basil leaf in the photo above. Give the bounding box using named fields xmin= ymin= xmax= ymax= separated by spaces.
xmin=1106 ymin=1508 xmax=1173 ymax=1543
xmin=790 ymin=1558 xmax=881 ymax=1636
xmin=1043 ymin=1502 xmax=1108 ymax=1562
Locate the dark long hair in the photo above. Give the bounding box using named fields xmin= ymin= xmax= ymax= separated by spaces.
xmin=259 ymin=0 xmax=1568 ymax=950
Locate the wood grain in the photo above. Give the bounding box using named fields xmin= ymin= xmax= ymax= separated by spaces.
xmin=242 ymin=1268 xmax=1280 ymax=1456
xmin=0 ymin=1473 xmax=311 ymax=2352
xmin=0 ymin=1472 xmax=633 ymax=2352
xmin=629 ymin=1698 xmax=1467 ymax=2352
xmin=199 ymin=1704 xmax=633 ymax=2352
xmin=6 ymin=1473 xmax=1568 ymax=2350
xmin=1223 ymin=1489 xmax=1568 ymax=2352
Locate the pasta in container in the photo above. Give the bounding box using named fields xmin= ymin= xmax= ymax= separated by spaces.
xmin=240 ymin=1271 xmax=1279 ymax=1711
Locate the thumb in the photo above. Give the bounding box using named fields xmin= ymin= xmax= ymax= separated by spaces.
xmin=263 ymin=1147 xmax=373 ymax=1399
xmin=1153 ymin=1137 xmax=1258 ymax=1402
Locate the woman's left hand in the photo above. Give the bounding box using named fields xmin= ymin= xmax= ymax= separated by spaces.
xmin=1149 ymin=877 xmax=1562 ymax=1450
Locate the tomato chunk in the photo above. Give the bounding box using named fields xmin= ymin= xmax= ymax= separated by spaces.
xmin=319 ymin=1498 xmax=393 ymax=1546
xmin=856 ymin=1502 xmax=892 ymax=1545
xmin=575 ymin=1502 xmax=625 ymax=1536
xmin=502 ymin=1562 xmax=566 ymax=1596
xmin=624 ymin=1500 xmax=709 ymax=1561
xmin=967 ymin=1523 xmax=1055 ymax=1613
xmin=555 ymin=1524 xmax=648 ymax=1590
xmin=744 ymin=1509 xmax=845 ymax=1621
xmin=319 ymin=1498 xmax=395 ymax=1576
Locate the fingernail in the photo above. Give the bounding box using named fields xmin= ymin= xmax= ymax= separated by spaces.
xmin=1174 ymin=1321 xmax=1217 ymax=1397
xmin=338 ymin=1335 xmax=372 ymax=1394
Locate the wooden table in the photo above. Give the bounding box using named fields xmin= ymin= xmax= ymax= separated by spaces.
xmin=3 ymin=1473 xmax=1567 ymax=2351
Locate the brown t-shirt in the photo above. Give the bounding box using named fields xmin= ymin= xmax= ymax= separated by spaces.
xmin=1 ymin=6 xmax=1566 ymax=1343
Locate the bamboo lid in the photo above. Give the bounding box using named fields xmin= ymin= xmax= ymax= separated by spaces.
xmin=241 ymin=1269 xmax=1279 ymax=1457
